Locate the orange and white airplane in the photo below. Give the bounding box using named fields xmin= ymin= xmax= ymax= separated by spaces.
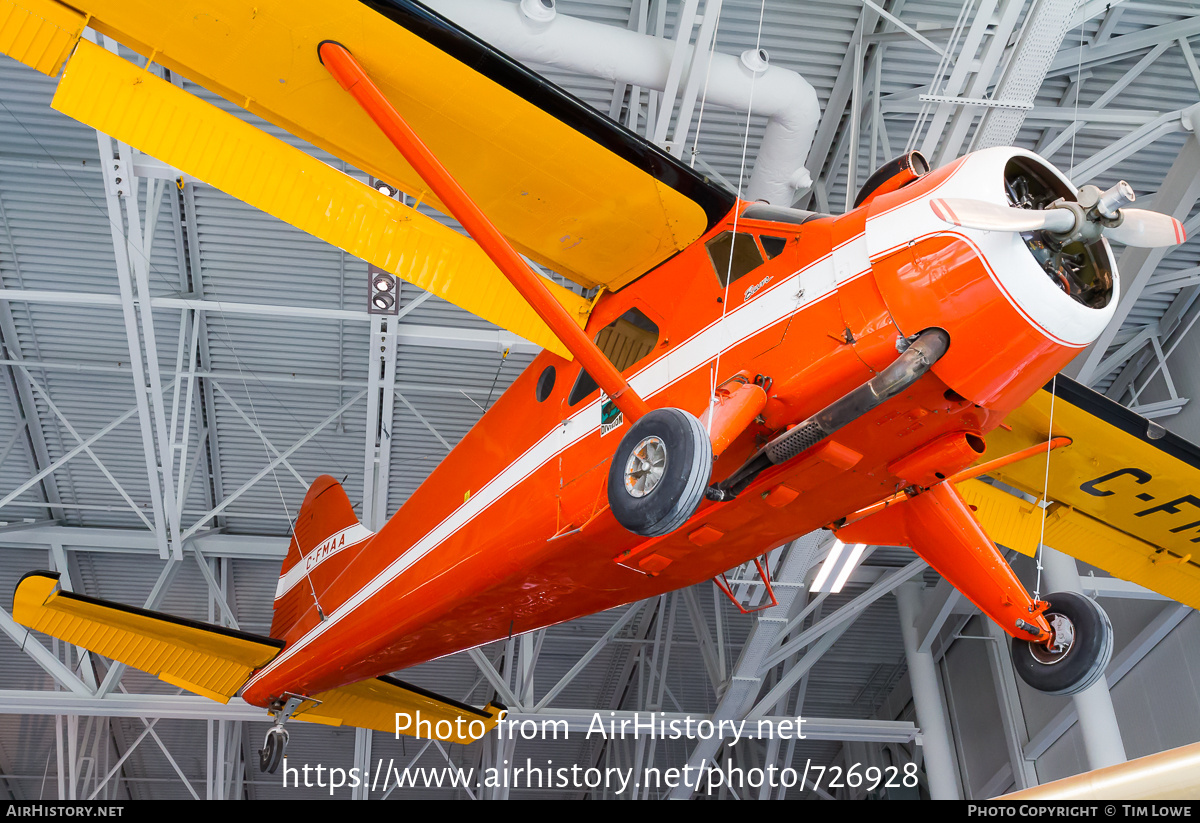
xmin=5 ymin=0 xmax=1200 ymax=774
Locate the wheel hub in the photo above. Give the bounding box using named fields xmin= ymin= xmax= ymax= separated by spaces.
xmin=624 ymin=436 xmax=667 ymax=498
xmin=1030 ymin=612 xmax=1075 ymax=664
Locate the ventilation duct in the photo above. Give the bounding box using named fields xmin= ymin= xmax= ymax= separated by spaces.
xmin=423 ymin=0 xmax=821 ymax=205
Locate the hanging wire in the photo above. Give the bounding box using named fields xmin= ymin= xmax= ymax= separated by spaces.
xmin=1033 ymin=375 xmax=1058 ymax=602
xmin=483 ymin=346 xmax=510 ymax=410
xmin=906 ymin=0 xmax=974 ymax=153
xmin=1069 ymin=22 xmax=1085 ymax=174
xmin=707 ymin=0 xmax=768 ymax=434
xmin=1033 ymin=24 xmax=1085 ymax=603
xmin=689 ymin=3 xmax=724 ymax=168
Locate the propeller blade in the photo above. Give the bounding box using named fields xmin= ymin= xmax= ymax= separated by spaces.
xmin=1105 ymin=209 xmax=1187 ymax=248
xmin=930 ymin=198 xmax=1076 ymax=234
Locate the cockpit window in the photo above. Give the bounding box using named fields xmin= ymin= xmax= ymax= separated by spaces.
xmin=707 ymin=231 xmax=765 ymax=287
xmin=568 ymin=308 xmax=660 ymax=406
xmin=760 ymin=236 xmax=787 ymax=259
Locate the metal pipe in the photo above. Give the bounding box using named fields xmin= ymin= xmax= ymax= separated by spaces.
xmin=714 ymin=327 xmax=949 ymax=497
xmin=1002 ymin=740 xmax=1200 ymax=800
xmin=765 ymin=327 xmax=950 ymax=465
xmin=422 ymin=0 xmax=821 ymax=205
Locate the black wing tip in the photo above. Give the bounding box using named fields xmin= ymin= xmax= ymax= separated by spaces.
xmin=1048 ymin=374 xmax=1200 ymax=469
xmin=358 ymin=0 xmax=737 ymax=230
xmin=378 ymin=673 xmax=497 ymax=718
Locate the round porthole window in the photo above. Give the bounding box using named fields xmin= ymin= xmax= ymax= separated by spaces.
xmin=536 ymin=365 xmax=556 ymax=402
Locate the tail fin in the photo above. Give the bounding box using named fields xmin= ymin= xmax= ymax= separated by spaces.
xmin=271 ymin=475 xmax=373 ymax=639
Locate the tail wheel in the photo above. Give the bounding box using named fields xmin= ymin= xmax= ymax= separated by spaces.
xmin=1010 ymin=591 xmax=1113 ymax=696
xmin=259 ymin=726 xmax=289 ymax=774
xmin=607 ymin=408 xmax=712 ymax=537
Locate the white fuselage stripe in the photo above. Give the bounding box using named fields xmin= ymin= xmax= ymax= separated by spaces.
xmin=275 ymin=523 xmax=376 ymax=600
xmin=245 ymin=246 xmax=856 ymax=691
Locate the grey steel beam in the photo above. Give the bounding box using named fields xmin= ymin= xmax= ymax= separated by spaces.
xmin=914 ymin=0 xmax=1004 ymax=160
xmin=0 ymin=356 xmax=500 ymax=399
xmin=802 ymin=6 xmax=878 ymax=202
xmin=1071 ymin=134 xmax=1200 ymax=385
xmin=1033 ymin=42 xmax=1171 ymax=160
xmin=914 ymin=576 xmax=964 ymax=654
xmin=180 ymin=389 xmax=367 ymax=539
xmin=667 ymin=535 xmax=823 ymax=799
xmin=95 ymin=116 xmax=176 ymax=560
xmin=15 ymin=371 xmax=153 ymax=532
xmin=0 ymin=524 xmax=287 ymax=558
xmin=1069 ymin=110 xmax=1189 ymax=185
xmin=971 ymin=0 xmax=1087 ymax=153
xmin=0 ymin=406 xmax=139 ymax=516
xmin=984 ymin=619 xmax=1039 ymax=790
xmin=0 ymin=290 xmax=541 ymax=355
xmin=762 ymin=557 xmax=927 ymax=670
xmin=1047 ymin=14 xmax=1200 ymax=75
xmin=0 ymin=610 xmax=93 ymax=696
xmin=896 ymin=582 xmax=960 ymax=799
xmin=933 ymin=0 xmax=1028 ymax=163
xmin=209 ymin=383 xmax=307 ymax=490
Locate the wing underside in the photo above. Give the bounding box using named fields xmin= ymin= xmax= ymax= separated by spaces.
xmin=970 ymin=376 xmax=1200 ymax=609
xmin=1 ymin=0 xmax=736 ymax=294
xmin=295 ymin=675 xmax=505 ymax=743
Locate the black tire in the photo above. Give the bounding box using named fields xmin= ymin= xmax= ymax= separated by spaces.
xmin=259 ymin=727 xmax=287 ymax=774
xmin=1010 ymin=591 xmax=1113 ymax=696
xmin=607 ymin=408 xmax=712 ymax=537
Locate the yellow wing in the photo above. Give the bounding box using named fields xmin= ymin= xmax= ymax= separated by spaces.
xmin=49 ymin=39 xmax=586 ymax=358
xmin=1 ymin=0 xmax=734 ymax=293
xmin=295 ymin=676 xmax=505 ymax=744
xmin=12 ymin=571 xmax=282 ymax=702
xmin=0 ymin=0 xmax=83 ymax=75
xmin=967 ymin=376 xmax=1200 ymax=609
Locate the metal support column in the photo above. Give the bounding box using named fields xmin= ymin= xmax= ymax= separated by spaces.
xmin=895 ymin=581 xmax=961 ymax=799
xmin=1039 ymin=546 xmax=1127 ymax=770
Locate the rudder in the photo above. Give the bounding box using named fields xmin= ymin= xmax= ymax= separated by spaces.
xmin=271 ymin=475 xmax=373 ymax=639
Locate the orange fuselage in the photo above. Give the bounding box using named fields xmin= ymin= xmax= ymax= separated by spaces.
xmin=240 ymin=149 xmax=1109 ymax=708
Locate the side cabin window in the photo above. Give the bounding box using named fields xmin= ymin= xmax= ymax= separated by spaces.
xmin=760 ymin=236 xmax=788 ymax=259
xmin=707 ymin=231 xmax=765 ymax=287
xmin=568 ymin=308 xmax=660 ymax=406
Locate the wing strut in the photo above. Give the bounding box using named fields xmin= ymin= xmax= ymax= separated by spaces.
xmin=318 ymin=41 xmax=652 ymax=424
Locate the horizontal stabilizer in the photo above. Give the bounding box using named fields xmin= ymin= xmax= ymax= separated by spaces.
xmin=295 ymin=675 xmax=504 ymax=743
xmin=976 ymin=376 xmax=1200 ymax=609
xmin=12 ymin=571 xmax=282 ymax=702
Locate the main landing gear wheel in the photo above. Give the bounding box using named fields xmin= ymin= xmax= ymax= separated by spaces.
xmin=608 ymin=408 xmax=713 ymax=537
xmin=259 ymin=726 xmax=289 ymax=774
xmin=1010 ymin=591 xmax=1114 ymax=696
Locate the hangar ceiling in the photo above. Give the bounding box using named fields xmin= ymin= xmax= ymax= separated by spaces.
xmin=0 ymin=0 xmax=1198 ymax=800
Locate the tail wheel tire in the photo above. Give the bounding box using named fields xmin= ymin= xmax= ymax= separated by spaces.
xmin=607 ymin=408 xmax=712 ymax=537
xmin=259 ymin=726 xmax=289 ymax=774
xmin=1010 ymin=591 xmax=1113 ymax=696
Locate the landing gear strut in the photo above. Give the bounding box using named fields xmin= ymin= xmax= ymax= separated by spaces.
xmin=1010 ymin=591 xmax=1113 ymax=696
xmin=258 ymin=694 xmax=310 ymax=774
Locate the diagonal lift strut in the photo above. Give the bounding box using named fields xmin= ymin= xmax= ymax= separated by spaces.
xmin=318 ymin=40 xmax=652 ymax=423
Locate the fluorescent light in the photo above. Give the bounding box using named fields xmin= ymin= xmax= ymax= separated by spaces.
xmin=810 ymin=540 xmax=846 ymax=592
xmin=829 ymin=543 xmax=867 ymax=593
